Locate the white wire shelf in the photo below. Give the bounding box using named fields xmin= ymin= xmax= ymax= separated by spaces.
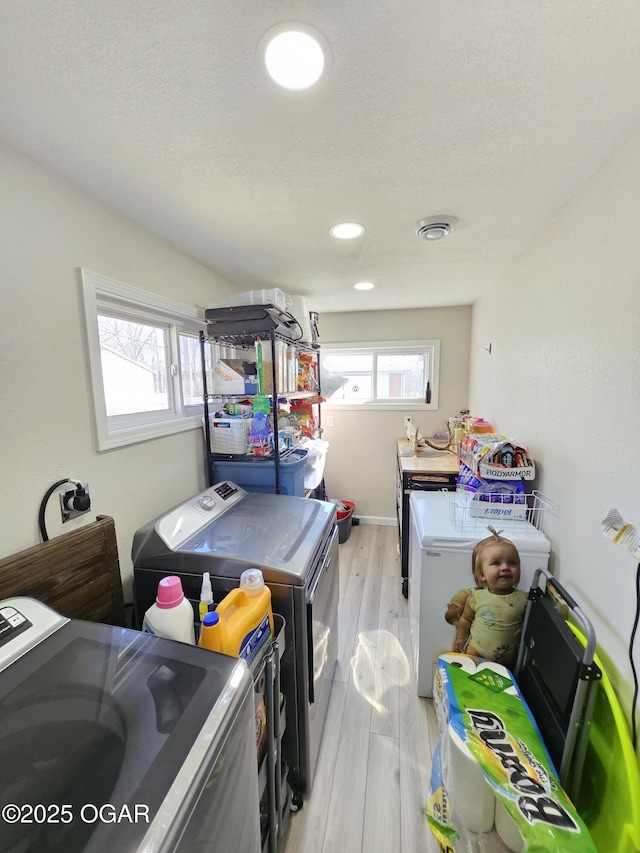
xmin=448 ymin=489 xmax=558 ymax=533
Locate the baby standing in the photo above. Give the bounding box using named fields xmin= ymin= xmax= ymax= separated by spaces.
xmin=453 ymin=528 xmax=527 ymax=669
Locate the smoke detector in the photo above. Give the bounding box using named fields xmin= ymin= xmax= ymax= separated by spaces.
xmin=414 ymin=215 xmax=458 ymax=241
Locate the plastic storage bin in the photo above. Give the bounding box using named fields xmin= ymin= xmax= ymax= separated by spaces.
xmin=213 ymin=448 xmax=308 ymax=496
xmin=301 ymin=438 xmax=329 ymax=491
xmin=216 ymin=288 xmax=292 ymax=311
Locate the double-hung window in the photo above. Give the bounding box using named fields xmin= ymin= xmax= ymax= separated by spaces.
xmin=321 ymin=340 xmax=440 ymax=409
xmin=81 ymin=268 xmax=214 ymax=450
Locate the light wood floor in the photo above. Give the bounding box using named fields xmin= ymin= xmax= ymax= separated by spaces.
xmin=282 ymin=523 xmax=441 ymax=853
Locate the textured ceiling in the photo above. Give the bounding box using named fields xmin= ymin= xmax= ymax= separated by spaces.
xmin=2 ymin=1 xmax=640 ymax=313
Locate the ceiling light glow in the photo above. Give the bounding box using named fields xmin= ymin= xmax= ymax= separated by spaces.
xmin=354 ymin=282 xmax=375 ymax=291
xmin=330 ymin=222 xmax=365 ymax=239
xmin=261 ymin=26 xmax=328 ymax=90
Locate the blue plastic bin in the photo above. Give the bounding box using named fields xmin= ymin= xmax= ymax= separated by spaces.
xmin=213 ymin=448 xmax=308 ymax=496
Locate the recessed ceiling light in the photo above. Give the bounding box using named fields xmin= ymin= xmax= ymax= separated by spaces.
xmin=329 ymin=222 xmax=365 ymax=239
xmin=259 ymin=24 xmax=330 ymax=90
xmin=354 ymin=282 xmax=375 ymax=291
xmin=414 ymin=215 xmax=458 ymax=241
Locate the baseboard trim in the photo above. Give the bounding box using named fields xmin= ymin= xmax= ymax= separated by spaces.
xmin=355 ymin=515 xmax=396 ymax=527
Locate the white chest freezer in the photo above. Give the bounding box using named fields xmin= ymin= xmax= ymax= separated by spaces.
xmin=408 ymin=490 xmax=551 ymax=697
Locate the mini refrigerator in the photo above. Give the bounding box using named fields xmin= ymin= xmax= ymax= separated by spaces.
xmin=408 ymin=490 xmax=551 ymax=697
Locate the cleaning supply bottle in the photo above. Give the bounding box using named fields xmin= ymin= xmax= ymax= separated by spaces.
xmin=199 ymin=571 xmax=213 ymax=621
xmin=142 ymin=575 xmax=195 ymax=645
xmin=250 ymin=411 xmax=271 ymax=455
xmin=214 ymin=568 xmax=275 ymax=674
xmin=470 ymin=418 xmax=494 ymax=434
xmin=198 ymin=611 xmax=224 ymax=652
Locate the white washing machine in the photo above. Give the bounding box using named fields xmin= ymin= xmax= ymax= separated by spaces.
xmin=408 ymin=491 xmax=551 ymax=697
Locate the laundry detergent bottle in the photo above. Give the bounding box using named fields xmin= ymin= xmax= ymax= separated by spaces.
xmin=143 ymin=575 xmax=195 ymax=645
xmin=214 ymin=568 xmax=274 ymax=673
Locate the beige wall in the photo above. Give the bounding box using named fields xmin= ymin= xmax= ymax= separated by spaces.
xmin=319 ymin=307 xmax=471 ymax=520
xmin=469 ymin=129 xmax=640 ymax=714
xmin=0 ymin=141 xmax=237 ymax=597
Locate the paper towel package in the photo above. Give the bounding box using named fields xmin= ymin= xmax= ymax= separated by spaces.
xmin=426 ymin=655 xmax=596 ymax=853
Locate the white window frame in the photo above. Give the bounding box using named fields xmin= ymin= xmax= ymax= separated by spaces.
xmin=80 ymin=268 xmax=208 ymax=451
xmin=321 ymin=339 xmax=440 ymax=411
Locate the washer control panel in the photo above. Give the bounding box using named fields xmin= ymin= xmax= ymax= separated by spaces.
xmin=0 ymin=604 xmax=32 ymax=647
xmin=0 ymin=597 xmax=68 ymax=673
xmin=156 ymin=481 xmax=247 ymax=550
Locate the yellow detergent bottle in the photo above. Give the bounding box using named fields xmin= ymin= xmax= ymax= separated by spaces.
xmin=214 ymin=568 xmax=274 ymax=674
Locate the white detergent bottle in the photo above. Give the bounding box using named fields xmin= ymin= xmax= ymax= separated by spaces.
xmin=143 ymin=575 xmax=195 ymax=645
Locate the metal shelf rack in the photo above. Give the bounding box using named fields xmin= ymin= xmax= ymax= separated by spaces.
xmin=200 ymin=308 xmax=322 ymax=495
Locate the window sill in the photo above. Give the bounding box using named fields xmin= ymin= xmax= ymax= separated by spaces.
xmin=322 ymin=401 xmax=438 ymax=412
xmin=97 ymin=413 xmax=202 ymax=452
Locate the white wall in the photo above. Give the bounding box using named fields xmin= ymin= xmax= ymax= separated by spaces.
xmin=469 ymin=129 xmax=640 ymax=713
xmin=0 ymin=141 xmax=238 ymax=600
xmin=320 ymin=307 xmax=471 ymax=520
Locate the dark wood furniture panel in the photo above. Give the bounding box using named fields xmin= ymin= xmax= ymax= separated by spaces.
xmin=0 ymin=515 xmax=126 ymax=626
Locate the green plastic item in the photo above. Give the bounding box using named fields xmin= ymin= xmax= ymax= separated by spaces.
xmin=570 ymin=624 xmax=640 ymax=853
xmin=252 ymin=394 xmax=270 ymax=414
xmin=255 ymin=338 xmax=264 ymax=395
xmin=251 ymin=339 xmax=271 ymax=416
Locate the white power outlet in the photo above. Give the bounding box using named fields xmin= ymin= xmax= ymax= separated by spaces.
xmin=404 ymin=416 xmax=412 ymax=426
xmin=327 ymin=415 xmax=334 ymax=427
xmin=59 ymin=483 xmax=91 ymax=522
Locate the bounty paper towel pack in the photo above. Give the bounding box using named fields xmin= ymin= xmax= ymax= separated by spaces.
xmin=446 ymin=726 xmax=495 ymax=834
xmin=427 ymin=654 xmax=596 ymax=853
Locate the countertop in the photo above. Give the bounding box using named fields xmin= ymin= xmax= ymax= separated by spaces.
xmin=397 ymin=438 xmax=460 ymax=475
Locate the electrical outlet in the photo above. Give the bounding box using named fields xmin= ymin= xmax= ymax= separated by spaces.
xmin=404 ymin=416 xmax=412 ymax=426
xmin=327 ymin=415 xmax=334 ymax=427
xmin=59 ymin=483 xmax=91 ymax=522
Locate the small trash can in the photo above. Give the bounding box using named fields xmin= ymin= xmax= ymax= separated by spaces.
xmin=336 ymin=501 xmax=355 ymax=544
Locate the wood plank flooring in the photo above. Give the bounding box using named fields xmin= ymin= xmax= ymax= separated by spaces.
xmin=282 ymin=523 xmax=441 ymax=853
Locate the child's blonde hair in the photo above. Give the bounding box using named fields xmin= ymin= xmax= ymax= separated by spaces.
xmin=472 ymin=525 xmax=520 ymax=578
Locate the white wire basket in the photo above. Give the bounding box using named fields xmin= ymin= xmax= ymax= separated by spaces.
xmin=208 ymin=416 xmax=252 ymax=454
xmin=448 ymin=489 xmax=558 ymax=533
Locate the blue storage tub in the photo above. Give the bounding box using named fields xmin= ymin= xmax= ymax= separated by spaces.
xmin=213 ymin=448 xmax=308 ymax=496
